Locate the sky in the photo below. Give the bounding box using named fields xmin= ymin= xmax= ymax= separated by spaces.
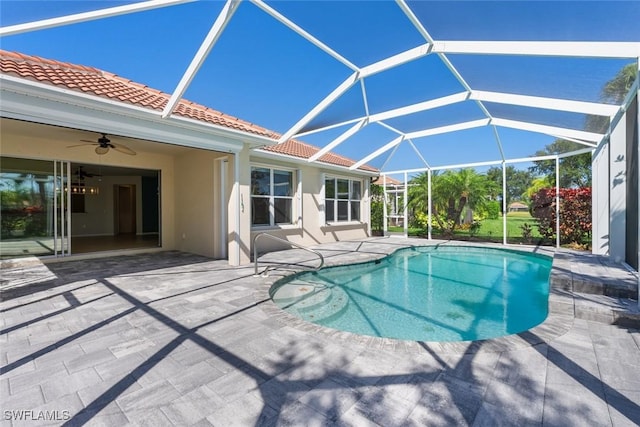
xmin=1 ymin=1 xmax=638 ymax=174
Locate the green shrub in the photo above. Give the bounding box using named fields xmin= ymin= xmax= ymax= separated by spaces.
xmin=469 ymin=220 xmax=482 ymax=237
xmin=485 ymin=201 xmax=501 ymax=220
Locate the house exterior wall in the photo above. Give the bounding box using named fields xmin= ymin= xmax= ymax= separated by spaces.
xmin=1 ymin=124 xmax=375 ymax=266
xmin=592 ymin=94 xmax=639 ymax=269
xmin=592 ymin=140 xmax=610 ymax=256
xmin=228 ymin=146 xmax=252 ymax=265
xmin=0 ymin=127 xmax=177 ymax=252
xmin=610 ymin=109 xmax=627 ymax=262
xmin=248 ymin=154 xmax=372 ymax=257
xmin=174 ymin=149 xmax=229 ymax=258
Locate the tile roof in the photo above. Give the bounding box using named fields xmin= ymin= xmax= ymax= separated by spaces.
xmin=372 ymin=176 xmax=403 ymax=186
xmin=0 ymin=50 xmax=275 ymax=138
xmin=259 ymin=138 xmax=378 ymax=173
xmin=0 ymin=50 xmax=377 ymax=173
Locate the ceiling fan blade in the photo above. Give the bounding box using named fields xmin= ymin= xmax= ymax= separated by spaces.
xmin=112 ymin=143 xmax=136 ymax=155
xmin=67 ymin=143 xmax=97 ymax=148
xmin=80 ymin=139 xmax=99 ymax=144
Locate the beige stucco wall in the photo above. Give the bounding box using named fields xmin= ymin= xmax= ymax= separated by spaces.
xmin=248 ymin=154 xmax=372 ymax=257
xmin=173 ymin=149 xmax=229 ymax=258
xmin=1 ymin=120 xmax=374 ymax=264
xmin=0 ymin=124 xmax=177 ymax=251
xmin=228 ymin=147 xmax=252 ymax=265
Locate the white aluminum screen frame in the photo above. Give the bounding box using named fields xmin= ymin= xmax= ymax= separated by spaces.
xmin=1 ymin=0 xmax=636 ymax=171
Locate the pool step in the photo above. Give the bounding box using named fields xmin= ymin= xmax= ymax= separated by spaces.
xmin=274 ymin=280 xmax=349 ymax=323
xmin=573 ymin=292 xmax=640 ymax=328
xmin=299 ymin=286 xmax=349 ymax=323
xmin=271 ymin=280 xmax=333 ymax=307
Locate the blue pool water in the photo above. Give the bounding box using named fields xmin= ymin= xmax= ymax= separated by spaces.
xmin=270 ymin=246 xmax=551 ymax=342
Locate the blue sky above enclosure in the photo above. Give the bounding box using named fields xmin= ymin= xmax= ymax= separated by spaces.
xmin=1 ymin=0 xmax=638 ymax=173
xmin=447 ymin=55 xmax=634 ymax=104
xmin=408 ymin=1 xmax=640 ymax=41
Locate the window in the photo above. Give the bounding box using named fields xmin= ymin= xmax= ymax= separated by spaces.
xmin=325 ymin=177 xmax=361 ymax=223
xmin=251 ymin=167 xmax=294 ymax=227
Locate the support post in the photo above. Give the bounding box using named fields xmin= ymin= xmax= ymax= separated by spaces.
xmin=637 ymin=59 xmax=639 ymax=308
xmin=555 ymin=156 xmax=560 ymax=249
xmin=404 ymin=171 xmax=408 ymax=238
xmin=383 ymin=175 xmax=388 ymax=236
xmin=227 ymin=147 xmax=251 ymax=265
xmin=229 ymin=152 xmax=241 ymax=266
xmin=502 ymin=161 xmax=507 ymax=245
xmin=428 ymin=169 xmax=432 ymax=240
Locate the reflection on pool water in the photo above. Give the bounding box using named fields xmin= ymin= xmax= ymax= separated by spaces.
xmin=270 ymin=246 xmax=551 ymax=342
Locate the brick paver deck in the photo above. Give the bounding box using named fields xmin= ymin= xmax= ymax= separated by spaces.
xmin=1 ymin=238 xmax=638 ymax=426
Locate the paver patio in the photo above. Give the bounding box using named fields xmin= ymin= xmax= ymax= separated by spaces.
xmin=1 ymin=238 xmax=639 ymax=426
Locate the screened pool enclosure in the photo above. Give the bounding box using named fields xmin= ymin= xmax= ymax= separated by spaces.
xmin=1 ymin=2 xmax=638 ymax=272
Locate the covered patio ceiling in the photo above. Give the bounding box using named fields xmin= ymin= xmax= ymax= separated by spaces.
xmin=1 ymin=0 xmax=639 ymax=173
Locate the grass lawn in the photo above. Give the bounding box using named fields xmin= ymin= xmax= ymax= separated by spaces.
xmin=388 ymin=212 xmax=543 ymax=242
xmin=477 ymin=212 xmax=542 ymax=239
xmin=387 ymin=226 xmax=425 ymax=236
xmin=388 ymin=211 xmax=590 ymax=250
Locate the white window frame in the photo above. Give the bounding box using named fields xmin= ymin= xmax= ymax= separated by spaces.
xmin=250 ymin=164 xmax=298 ymax=229
xmin=324 ymin=175 xmax=363 ymax=224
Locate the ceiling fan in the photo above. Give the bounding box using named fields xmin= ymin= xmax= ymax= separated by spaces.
xmin=67 ymin=133 xmax=136 ymax=156
xmin=74 ymin=166 xmax=100 ymax=180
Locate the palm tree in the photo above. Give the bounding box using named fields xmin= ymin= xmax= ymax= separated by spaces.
xmin=601 ymin=63 xmax=637 ymax=104
xmin=585 ymin=63 xmax=637 ymax=133
xmin=407 ymin=172 xmax=430 ymax=214
xmin=409 ymin=169 xmax=497 ymax=235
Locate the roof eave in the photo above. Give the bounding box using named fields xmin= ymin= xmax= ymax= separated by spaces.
xmin=0 ymin=74 xmax=279 ymax=151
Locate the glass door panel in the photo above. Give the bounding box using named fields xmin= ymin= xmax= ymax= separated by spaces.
xmin=54 ymin=160 xmax=71 ymax=256
xmin=0 ymin=157 xmax=70 ymax=259
xmin=1 ymin=157 xmax=53 ymax=258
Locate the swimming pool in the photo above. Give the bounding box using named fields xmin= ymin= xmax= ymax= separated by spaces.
xmin=270 ymin=246 xmax=551 ymax=342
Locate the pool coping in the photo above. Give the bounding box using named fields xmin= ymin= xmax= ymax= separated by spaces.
xmin=254 ymin=239 xmax=575 ymax=355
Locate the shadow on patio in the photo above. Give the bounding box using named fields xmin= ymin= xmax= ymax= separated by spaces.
xmin=1 ymin=249 xmax=639 ymax=426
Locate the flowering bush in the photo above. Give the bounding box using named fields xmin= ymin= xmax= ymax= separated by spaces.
xmin=411 ymin=211 xmax=430 ymax=229
xmin=530 ymin=187 xmax=591 ymax=245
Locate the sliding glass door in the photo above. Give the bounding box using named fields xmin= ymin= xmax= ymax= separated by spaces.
xmin=0 ymin=157 xmax=70 ymax=259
